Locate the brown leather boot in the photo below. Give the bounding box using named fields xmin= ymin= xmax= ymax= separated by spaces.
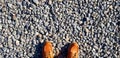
xmin=42 ymin=41 xmax=54 ymax=58
xmin=67 ymin=42 xmax=79 ymax=58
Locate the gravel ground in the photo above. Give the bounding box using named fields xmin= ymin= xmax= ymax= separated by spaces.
xmin=0 ymin=0 xmax=120 ymax=58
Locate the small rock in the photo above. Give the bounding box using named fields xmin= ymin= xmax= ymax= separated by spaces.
xmin=0 ymin=0 xmax=4 ymax=3
xmin=79 ymin=32 xmax=83 ymax=38
xmin=35 ymin=32 xmax=39 ymax=35
xmin=65 ymin=34 xmax=69 ymax=42
xmin=2 ymin=6 xmax=6 ymax=12
xmin=85 ymin=28 xmax=89 ymax=33
xmin=58 ymin=0 xmax=63 ymax=2
xmin=16 ymin=40 xmax=20 ymax=45
xmin=106 ymin=38 xmax=110 ymax=44
xmin=25 ymin=31 xmax=28 ymax=34
xmin=55 ymin=48 xmax=60 ymax=57
xmin=17 ymin=1 xmax=22 ymax=5
xmin=94 ymin=45 xmax=98 ymax=49
xmin=0 ymin=24 xmax=2 ymax=30
xmin=29 ymin=4 xmax=34 ymax=10
xmin=109 ymin=5 xmax=113 ymax=9
xmin=40 ymin=39 xmax=44 ymax=43
xmin=48 ymin=0 xmax=52 ymax=5
xmin=8 ymin=20 xmax=11 ymax=23
xmin=28 ymin=53 xmax=33 ymax=57
xmin=79 ymin=21 xmax=83 ymax=24
xmin=36 ymin=32 xmax=42 ymax=38
xmin=0 ymin=44 xmax=3 ymax=48
xmin=7 ymin=3 xmax=12 ymax=8
xmin=12 ymin=13 xmax=16 ymax=20
xmin=44 ymin=22 xmax=49 ymax=26
xmin=0 ymin=55 xmax=3 ymax=58
xmin=33 ymin=0 xmax=39 ymax=5
xmin=8 ymin=36 xmax=13 ymax=48
xmin=31 ymin=25 xmax=34 ymax=30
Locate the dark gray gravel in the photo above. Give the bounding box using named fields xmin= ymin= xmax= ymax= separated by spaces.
xmin=0 ymin=0 xmax=120 ymax=58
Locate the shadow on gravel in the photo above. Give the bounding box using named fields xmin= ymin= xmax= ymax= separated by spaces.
xmin=33 ymin=42 xmax=43 ymax=58
xmin=55 ymin=43 xmax=70 ymax=58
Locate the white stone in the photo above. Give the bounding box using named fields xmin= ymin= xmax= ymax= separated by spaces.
xmin=58 ymin=0 xmax=63 ymax=2
xmin=33 ymin=0 xmax=39 ymax=5
xmin=0 ymin=55 xmax=3 ymax=58
xmin=16 ymin=40 xmax=20 ymax=45
xmin=65 ymin=34 xmax=69 ymax=42
xmin=0 ymin=24 xmax=2 ymax=30
xmin=48 ymin=0 xmax=52 ymax=5
xmin=8 ymin=3 xmax=12 ymax=8
xmin=0 ymin=44 xmax=3 ymax=48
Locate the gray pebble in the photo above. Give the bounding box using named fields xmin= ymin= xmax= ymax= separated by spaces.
xmin=8 ymin=36 xmax=13 ymax=48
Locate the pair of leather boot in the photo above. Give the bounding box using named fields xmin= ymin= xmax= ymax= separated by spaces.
xmin=42 ymin=41 xmax=79 ymax=58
